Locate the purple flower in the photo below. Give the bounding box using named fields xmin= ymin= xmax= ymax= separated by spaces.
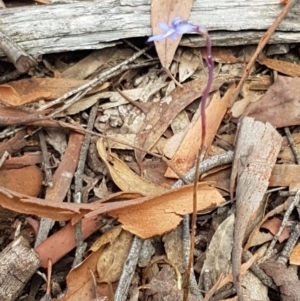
xmin=147 ymin=17 xmax=206 ymax=42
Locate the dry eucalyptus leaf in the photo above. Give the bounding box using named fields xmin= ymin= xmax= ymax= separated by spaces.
xmin=0 ymin=107 xmax=48 ymax=126
xmin=45 ymin=128 xmax=67 ymax=156
xmin=98 ymin=88 xmax=143 ymax=111
xmin=58 ymin=228 xmax=122 ymax=300
xmin=199 ymin=214 xmax=234 ymax=288
xmin=162 ymin=226 xmax=184 ymax=273
xmin=64 ymin=83 xmax=110 ymax=115
xmin=0 ymin=166 xmax=43 ymax=197
xmin=248 ymin=74 xmax=272 ymax=91
xmin=142 ymin=265 xmax=199 ymax=301
xmin=246 ymin=231 xmax=274 ymax=248
xmin=231 ymin=92 xmax=261 ymax=118
xmin=139 ymin=74 xmax=168 ymax=102
xmin=97 ymin=230 xmax=133 ymax=283
xmin=150 ymin=0 xmax=194 ymax=69
xmin=97 ymin=138 xmax=166 ymax=196
xmin=261 ymin=262 xmax=300 ymax=301
xmin=170 ymin=110 xmax=190 ymax=134
xmin=241 ymin=271 xmax=269 ymax=301
xmin=179 ymin=49 xmax=202 ymax=82
xmin=61 ymin=48 xmax=116 ymax=79
xmin=279 ymin=132 xmax=300 ymax=163
xmin=246 ymin=76 xmax=300 ymax=127
xmin=201 ymin=47 xmax=239 ymax=64
xmin=269 ymin=164 xmax=300 ymax=187
xmin=109 ymin=183 xmax=225 ymax=239
xmin=0 ymin=78 xmax=87 ymax=106
xmin=257 ymin=57 xmax=300 ymax=77
xmin=290 ymin=243 xmax=300 ymax=265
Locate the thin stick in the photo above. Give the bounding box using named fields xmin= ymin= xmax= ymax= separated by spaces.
xmin=39 ymin=130 xmax=53 ymax=187
xmin=38 ymin=44 xmax=153 ymax=112
xmin=277 ymin=222 xmax=300 ymax=265
xmin=114 ymin=236 xmax=143 ymax=301
xmin=284 ymin=127 xmax=300 ymax=164
xmin=266 ymin=190 xmax=300 ymax=257
xmin=230 ymin=0 xmax=297 ymax=107
xmin=0 ymin=151 xmax=9 ymax=168
xmin=72 ymin=103 xmax=98 ymax=268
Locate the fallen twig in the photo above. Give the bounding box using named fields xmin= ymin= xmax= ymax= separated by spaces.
xmin=0 ymin=151 xmax=9 ymax=168
xmin=182 ymin=215 xmax=203 ymax=298
xmin=38 ymin=45 xmax=153 ymax=112
xmin=266 ymin=190 xmax=300 ymax=257
xmin=284 ymin=127 xmax=300 ymax=164
xmin=277 ymin=222 xmax=300 ymax=265
xmin=72 ymin=103 xmax=99 ymax=267
xmin=114 ymin=236 xmax=143 ymax=301
xmin=242 ymin=250 xmax=277 ymax=290
xmin=229 ymin=0 xmax=298 ymax=107
xmin=39 ymin=130 xmax=53 ymax=188
xmin=0 ymin=29 xmax=36 ymax=73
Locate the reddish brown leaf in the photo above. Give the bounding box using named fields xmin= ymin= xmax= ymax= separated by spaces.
xmin=150 ymin=0 xmax=194 ymax=68
xmin=127 ymin=161 xmax=175 ymax=188
xmin=0 ymin=186 xmax=92 ymax=220
xmin=0 ymin=107 xmax=48 ymax=126
xmin=0 ymin=129 xmax=27 ymax=157
xmin=108 ymin=183 xmax=225 ymax=239
xmin=245 ymin=183 xmax=300 ymax=251
xmin=246 ymin=76 xmax=300 ymax=128
xmin=201 ymin=48 xmax=239 ymax=64
xmin=1 ymin=152 xmax=43 ymax=170
xmin=261 ymin=262 xmax=300 ymax=301
xmin=0 ymin=186 xmax=140 ymax=222
xmin=261 ymin=217 xmax=289 ymax=243
xmin=0 ymin=166 xmax=43 ymax=197
xmin=0 ymin=78 xmax=87 ymax=106
xmin=257 ymin=57 xmax=300 ymax=77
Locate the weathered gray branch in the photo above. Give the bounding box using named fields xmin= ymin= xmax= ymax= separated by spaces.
xmin=0 ymin=0 xmax=299 ymax=57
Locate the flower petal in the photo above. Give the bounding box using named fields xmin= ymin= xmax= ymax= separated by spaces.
xmin=147 ymin=34 xmax=167 ymax=42
xmin=171 ymin=17 xmax=182 ymax=27
xmin=175 ymin=23 xmax=197 ymax=34
xmin=169 ymin=32 xmax=178 ymax=40
xmin=159 ymin=21 xmax=171 ymax=32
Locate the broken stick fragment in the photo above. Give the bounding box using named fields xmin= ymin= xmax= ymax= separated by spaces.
xmin=231 ymin=117 xmax=282 ymax=301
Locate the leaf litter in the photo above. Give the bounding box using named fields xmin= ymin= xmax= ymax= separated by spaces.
xmin=0 ymin=1 xmax=300 ymax=301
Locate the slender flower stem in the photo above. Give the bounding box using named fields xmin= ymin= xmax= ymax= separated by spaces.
xmin=198 ymin=32 xmax=214 ymax=151
xmin=184 ymin=33 xmax=213 ymax=301
xmin=148 ymin=19 xmax=214 ymax=301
